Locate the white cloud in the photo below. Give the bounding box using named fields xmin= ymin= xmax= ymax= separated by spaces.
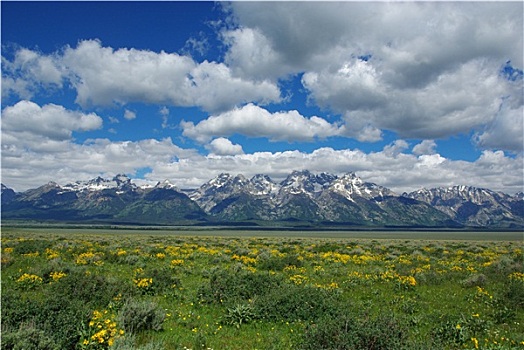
xmin=302 ymin=59 xmax=387 ymax=112
xmin=224 ymin=2 xmax=523 ymax=148
xmin=412 ymin=140 xmax=437 ymax=156
xmin=1 ymin=134 xmax=197 ymax=192
xmin=181 ymin=103 xmax=344 ymax=143
xmin=147 ymin=146 xmax=523 ymax=195
xmin=59 ymin=40 xmax=280 ymax=112
xmin=1 ymin=100 xmax=102 ymax=141
xmin=124 ymin=109 xmax=137 ymax=120
xmin=222 ymin=27 xmax=291 ymax=81
xmin=227 ymin=2 xmax=522 ymax=77
xmin=3 ymin=126 xmax=522 ymax=195
xmin=304 ymin=57 xmax=514 ymax=140
xmin=205 ymin=137 xmax=244 ymax=156
xmin=474 ymin=103 xmax=524 ymax=153
xmin=2 ymin=40 xmax=281 ymax=113
xmin=158 ymin=106 xmax=171 ymax=129
xmin=2 ymin=48 xmax=63 ymax=100
xmin=382 ymin=140 xmax=409 ymax=157
xmin=108 ymin=116 xmax=120 ymax=124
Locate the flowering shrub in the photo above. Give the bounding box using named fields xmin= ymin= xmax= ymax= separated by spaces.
xmin=231 ymin=254 xmax=257 ymax=265
xmin=170 ymin=259 xmax=184 ymax=267
xmin=76 ymin=251 xmax=104 ymax=266
xmin=396 ymin=275 xmax=417 ymax=290
xmin=133 ymin=268 xmax=154 ymax=294
xmin=80 ymin=309 xmax=124 ymax=349
xmin=45 ymin=248 xmax=60 ymax=260
xmin=508 ymin=272 xmax=524 ymax=282
xmin=16 ymin=273 xmax=43 ymax=289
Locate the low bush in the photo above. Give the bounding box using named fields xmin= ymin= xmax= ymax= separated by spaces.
xmin=111 ymin=334 xmax=166 ymax=350
xmin=1 ymin=322 xmax=58 ymax=350
xmin=461 ymin=273 xmax=487 ymax=288
xmin=255 ymin=284 xmax=338 ymax=322
xmin=1 ymin=287 xmax=88 ymax=349
xmin=257 ymin=253 xmax=304 ymax=271
xmin=432 ymin=314 xmax=468 ymax=346
xmin=502 ymin=279 xmax=524 ymax=309
xmin=49 ymin=267 xmax=134 ymax=307
xmin=197 ymin=269 xmax=282 ymax=305
xmin=13 ymin=239 xmax=52 ymax=255
xmin=133 ymin=266 xmax=181 ymax=296
xmin=297 ymin=311 xmax=407 ymax=350
xmin=117 ymin=299 xmax=166 ymax=333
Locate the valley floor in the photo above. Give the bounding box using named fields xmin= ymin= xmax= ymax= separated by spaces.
xmin=2 ymin=227 xmax=523 ymax=349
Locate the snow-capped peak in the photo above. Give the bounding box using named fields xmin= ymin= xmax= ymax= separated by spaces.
xmin=279 ymin=170 xmax=337 ymax=196
xmin=155 ymin=179 xmax=178 ymax=190
xmin=250 ymin=174 xmax=280 ymax=196
xmin=328 ymin=172 xmax=393 ymax=201
xmin=62 ymin=174 xmax=136 ymax=192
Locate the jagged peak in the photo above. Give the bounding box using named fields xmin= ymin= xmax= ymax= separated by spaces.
xmin=251 ymin=173 xmax=273 ymax=182
xmin=406 ymin=185 xmax=510 ymax=208
xmin=208 ymin=173 xmax=232 ymax=186
xmin=206 ymin=173 xmax=250 ymax=188
xmin=155 ymin=179 xmax=178 ymax=189
xmin=338 ymin=172 xmax=362 ymax=183
xmin=289 ymin=169 xmax=311 ymax=176
xmin=282 ymin=169 xmax=328 ymax=183
xmin=411 ymin=185 xmax=496 ymax=196
xmin=329 ymin=172 xmax=393 ymax=200
xmin=113 ymin=174 xmax=131 ymax=183
xmin=61 ymin=174 xmax=138 ymax=192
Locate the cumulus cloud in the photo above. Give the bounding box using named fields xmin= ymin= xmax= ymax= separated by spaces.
xmin=3 ymin=125 xmax=522 ymax=195
xmin=224 ymin=2 xmax=523 ymax=146
xmin=227 ymin=2 xmax=522 ymax=77
xmin=2 ymin=47 xmax=63 ymax=100
xmin=181 ymin=103 xmax=344 ymax=143
xmin=3 ymin=102 xmax=518 ymax=194
xmin=412 ymin=140 xmax=437 ymax=156
xmin=304 ymin=57 xmax=514 ymax=140
xmin=1 ymin=100 xmax=102 ymax=141
xmin=61 ymin=40 xmax=281 ymax=112
xmin=2 ymin=40 xmax=281 ymax=113
xmin=382 ymin=140 xmax=409 ymax=157
xmin=474 ymin=103 xmax=524 ymax=153
xmin=222 ymin=27 xmax=291 ymax=80
xmin=123 ymin=109 xmax=136 ymax=120
xmin=1 ymin=133 xmax=197 ymax=191
xmin=205 ymin=137 xmax=244 ymax=156
xmin=145 ymin=146 xmax=523 ymax=195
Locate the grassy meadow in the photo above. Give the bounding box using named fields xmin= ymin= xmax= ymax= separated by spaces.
xmin=1 ymin=227 xmax=523 ymax=349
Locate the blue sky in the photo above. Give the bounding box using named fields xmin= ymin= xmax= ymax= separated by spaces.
xmin=1 ymin=1 xmax=523 ymax=194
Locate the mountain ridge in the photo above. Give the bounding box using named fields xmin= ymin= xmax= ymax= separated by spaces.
xmin=2 ymin=172 xmax=523 ymax=228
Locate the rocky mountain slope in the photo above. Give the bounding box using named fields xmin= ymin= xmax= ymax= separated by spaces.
xmin=1 ymin=175 xmax=205 ymax=224
xmin=404 ymin=186 xmax=524 ymax=228
xmin=2 ymin=171 xmax=523 ymax=228
xmin=187 ymin=171 xmax=456 ymax=226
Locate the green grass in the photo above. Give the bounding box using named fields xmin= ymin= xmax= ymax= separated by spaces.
xmin=2 ymin=227 xmax=523 ymax=349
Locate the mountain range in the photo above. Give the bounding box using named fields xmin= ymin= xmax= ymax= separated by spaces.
xmin=2 ymin=171 xmax=523 ymax=228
